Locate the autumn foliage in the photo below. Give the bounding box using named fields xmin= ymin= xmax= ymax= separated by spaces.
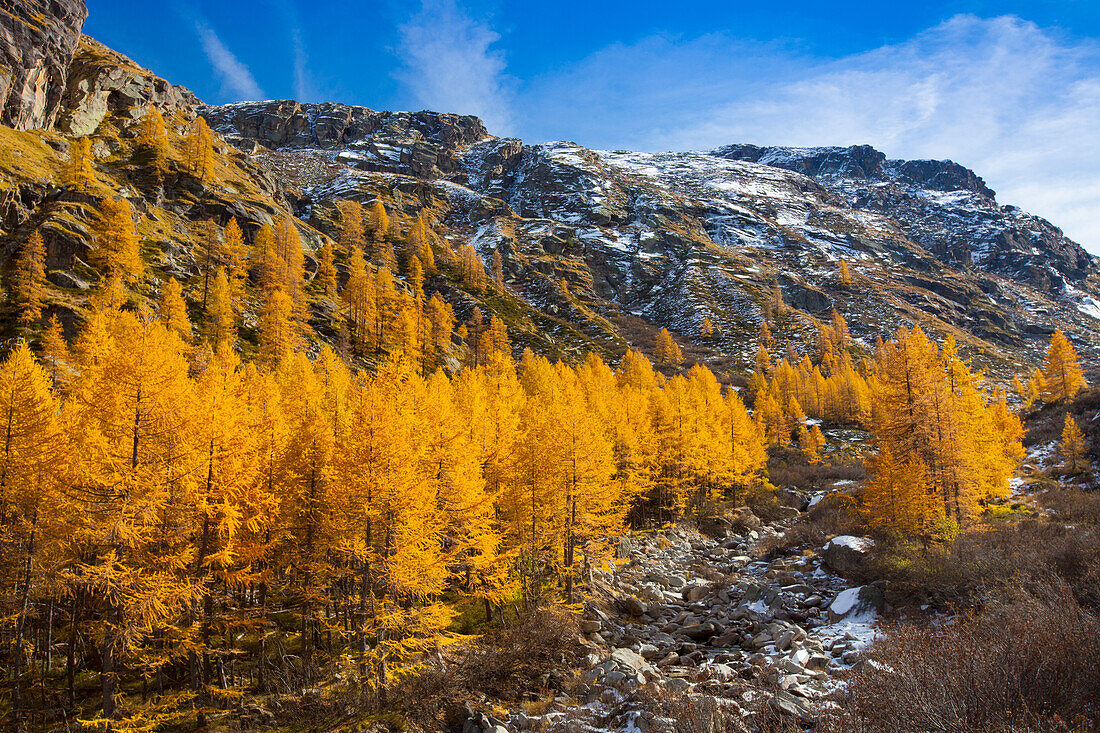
xmin=0 ymin=298 xmax=770 ymax=727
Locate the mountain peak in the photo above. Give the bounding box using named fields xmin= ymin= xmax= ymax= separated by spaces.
xmin=712 ymin=142 xmax=996 ymax=199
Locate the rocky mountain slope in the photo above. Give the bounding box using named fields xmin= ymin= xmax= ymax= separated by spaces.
xmin=203 ymin=100 xmax=1100 ymax=375
xmin=1 ymin=0 xmax=1098 ymax=378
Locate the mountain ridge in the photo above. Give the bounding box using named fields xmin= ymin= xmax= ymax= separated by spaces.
xmin=0 ymin=0 xmax=1097 ymax=379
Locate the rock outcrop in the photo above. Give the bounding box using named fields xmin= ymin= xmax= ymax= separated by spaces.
xmin=201 ymin=101 xmax=488 ymax=178
xmin=0 ymin=0 xmax=88 ymax=130
xmin=59 ymin=36 xmax=198 ymax=136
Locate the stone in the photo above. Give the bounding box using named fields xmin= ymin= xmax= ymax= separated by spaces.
xmin=46 ymin=270 xmax=89 ymax=289
xmin=656 ymin=651 xmax=679 ymax=667
xmin=682 ymin=584 xmax=709 ymax=603
xmin=60 ymin=37 xmax=199 ymax=136
xmin=610 ymin=647 xmax=653 ymax=676
xmin=617 ymin=596 xmax=647 ymax=616
xmin=770 ymin=690 xmax=817 ymax=722
xmin=827 ymin=584 xmax=886 ymax=623
xmin=822 ymin=536 xmax=875 ymax=576
xmin=1 ymin=0 xmax=88 ymax=130
xmin=200 ymin=100 xmax=487 ymax=180
xmin=579 ymin=620 xmax=601 ymax=633
xmin=682 ymin=622 xmax=720 ymax=640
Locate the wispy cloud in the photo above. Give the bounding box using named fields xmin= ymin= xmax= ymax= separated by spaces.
xmin=519 ymin=15 xmax=1100 ymax=253
xmin=195 ymin=22 xmax=265 ymax=101
xmin=395 ymin=0 xmax=513 ymax=133
xmin=290 ymin=27 xmax=313 ymax=101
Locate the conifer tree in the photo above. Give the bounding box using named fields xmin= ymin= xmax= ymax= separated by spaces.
xmin=259 ymin=289 xmax=297 ymax=366
xmin=342 ymin=246 xmax=374 ymax=353
xmin=700 ymin=315 xmax=714 ymax=339
xmin=196 ymin=219 xmax=223 ymax=310
xmin=426 ymin=293 xmax=455 ymax=361
xmin=1060 ymin=413 xmax=1088 ymax=473
xmin=654 ymin=328 xmax=682 ymax=366
xmin=1041 ymin=329 xmax=1085 ymax=402
xmin=65 ymin=308 xmax=197 ymax=721
xmin=64 ymin=136 xmax=95 ymax=190
xmin=204 ymin=268 xmax=236 ymax=349
xmin=491 ymin=249 xmax=504 ymax=288
xmin=458 ymin=244 xmax=487 ymax=292
xmin=486 ymin=315 xmax=510 ymax=359
xmin=252 ymin=222 xmax=276 ymax=288
xmin=838 ymin=259 xmax=852 ymax=288
xmin=0 ymin=343 xmax=62 ymax=728
xmin=40 ymin=314 xmax=70 ymax=388
xmin=158 ymin=276 xmax=192 ymax=341
xmin=800 ymin=423 xmax=825 ymax=464
xmin=137 ymin=107 xmax=169 ymax=174
xmin=862 ymin=447 xmax=931 ymax=536
xmin=336 ymin=199 xmax=365 ymax=256
xmin=317 ymin=238 xmax=338 ymax=298
xmin=183 ymin=116 xmax=216 ymax=181
xmin=223 ymin=217 xmax=249 ymax=293
xmin=11 ymin=230 xmax=47 ymax=323
xmin=368 ymin=200 xmax=389 ymax=244
xmin=92 ymin=197 xmax=144 ymax=281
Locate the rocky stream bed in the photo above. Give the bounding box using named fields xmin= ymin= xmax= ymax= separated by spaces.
xmin=465 ymin=493 xmax=884 ymax=733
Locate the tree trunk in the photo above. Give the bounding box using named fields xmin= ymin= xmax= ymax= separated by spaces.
xmin=12 ymin=511 xmax=37 ymax=733
xmin=101 ymin=601 xmax=119 ymax=720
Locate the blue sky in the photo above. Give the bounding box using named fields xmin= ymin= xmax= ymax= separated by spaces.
xmin=87 ymin=1 xmax=1100 ymax=252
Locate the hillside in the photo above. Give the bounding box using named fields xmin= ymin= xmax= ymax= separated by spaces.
xmin=2 ymin=2 xmax=1099 ymax=373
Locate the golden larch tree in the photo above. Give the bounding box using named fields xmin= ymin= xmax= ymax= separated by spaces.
xmin=259 ymin=288 xmax=297 ymax=366
xmin=1041 ymin=329 xmax=1085 ymax=402
xmin=700 ymin=315 xmax=715 ymax=339
xmin=838 ymin=259 xmax=852 ymax=288
xmin=1060 ymin=414 xmax=1088 ymax=473
xmin=157 ymin=276 xmax=192 ymax=341
xmin=183 ymin=116 xmax=216 ymax=181
xmin=93 ymin=197 xmax=144 ymax=281
xmin=11 ymin=230 xmax=47 ymax=323
xmin=64 ymin=136 xmax=95 ymax=190
xmin=336 ymin=199 xmax=364 ymax=255
xmin=654 ymin=328 xmax=682 ymax=366
xmin=317 ymin=238 xmax=338 ymax=298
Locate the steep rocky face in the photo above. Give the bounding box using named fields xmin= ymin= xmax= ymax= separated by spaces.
xmin=199 ymin=96 xmax=1100 ymax=371
xmin=201 ymin=101 xmax=488 ymax=178
xmin=0 ymin=0 xmax=88 ymax=130
xmin=59 ymin=36 xmax=198 ymax=136
xmin=712 ymin=143 xmax=1092 ymax=290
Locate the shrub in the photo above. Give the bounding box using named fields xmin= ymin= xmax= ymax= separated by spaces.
xmin=863 ymin=519 xmax=1100 ymax=611
xmin=394 ymin=605 xmax=585 ymax=730
xmin=1038 ymin=488 xmax=1100 ymax=526
xmin=827 ymin=588 xmax=1100 ymax=732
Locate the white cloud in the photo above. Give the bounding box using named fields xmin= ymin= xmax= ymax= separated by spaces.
xmin=195 ymin=22 xmax=266 ymax=101
xmin=518 ymin=15 xmax=1100 ymax=253
xmin=395 ymin=0 xmax=513 ymax=134
xmin=291 ymin=27 xmax=314 ymax=101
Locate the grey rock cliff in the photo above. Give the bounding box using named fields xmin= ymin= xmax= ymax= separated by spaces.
xmin=0 ymin=0 xmax=88 ymax=130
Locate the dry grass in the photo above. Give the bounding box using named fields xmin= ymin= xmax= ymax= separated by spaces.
xmin=1038 ymin=488 xmax=1100 ymax=526
xmin=863 ymin=519 xmax=1100 ymax=611
xmin=393 ymin=605 xmax=585 ymax=730
xmin=826 ymin=588 xmax=1100 ymax=732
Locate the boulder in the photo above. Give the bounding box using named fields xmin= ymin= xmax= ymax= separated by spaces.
xmin=46 ymin=270 xmax=89 ymax=289
xmin=681 ymin=584 xmax=709 ymax=603
xmin=822 ymin=535 xmax=875 ymax=576
xmin=827 ymin=584 xmax=885 ymax=623
xmin=728 ymin=506 xmax=762 ymax=532
xmin=681 ymin=622 xmax=720 ymax=640
xmin=616 ymin=596 xmax=647 ymax=617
